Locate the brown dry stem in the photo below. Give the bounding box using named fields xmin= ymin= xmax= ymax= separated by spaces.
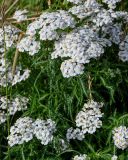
xmin=12 ymin=33 xmax=24 ymax=76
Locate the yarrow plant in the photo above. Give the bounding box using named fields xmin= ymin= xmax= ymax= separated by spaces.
xmin=33 ymin=118 xmax=56 ymax=145
xmin=7 ymin=117 xmax=56 ymax=146
xmin=14 ymin=0 xmax=128 ymax=78
xmin=0 ymin=25 xmax=19 ymax=51
xmin=0 ymin=0 xmax=128 ymax=159
xmin=102 ymin=0 xmax=121 ymax=9
xmin=7 ymin=117 xmax=34 ymax=146
xmin=112 ymin=126 xmax=128 ymax=150
xmin=75 ymin=100 xmax=103 ymax=134
xmin=66 ymin=100 xmax=103 ymax=142
xmin=72 ymin=154 xmax=89 ymax=160
xmin=0 ymin=25 xmax=30 ymax=87
xmin=111 ymin=155 xmax=118 ymax=160
xmin=66 ymin=127 xmax=85 ymax=141
xmin=0 ymin=96 xmax=28 ymax=124
xmin=13 ymin=9 xmax=28 ymax=22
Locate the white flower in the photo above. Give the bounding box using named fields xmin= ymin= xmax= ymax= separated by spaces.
xmin=112 ymin=126 xmax=128 ymax=150
xmin=118 ymin=35 xmax=128 ymax=62
xmin=60 ymin=59 xmax=84 ymax=78
xmin=13 ymin=9 xmax=28 ymax=22
xmin=33 ymin=119 xmax=56 ymax=145
xmin=51 ymin=25 xmax=110 ymax=78
xmin=103 ymin=0 xmax=121 ymax=9
xmin=102 ymin=23 xmax=122 ymax=44
xmin=0 ymin=63 xmax=30 ymax=87
xmin=0 ymin=96 xmax=28 ymax=116
xmin=69 ymin=0 xmax=101 ymax=19
xmin=17 ymin=36 xmax=40 ymax=56
xmin=93 ymin=9 xmax=114 ymax=27
xmin=0 ymin=25 xmax=19 ymax=52
xmin=66 ymin=127 xmax=85 ymax=141
xmin=0 ymin=30 xmax=30 ymax=87
xmin=0 ymin=110 xmax=6 ymax=124
xmin=7 ymin=117 xmax=34 ymax=146
xmin=75 ymin=100 xmax=103 ymax=134
xmin=111 ymin=155 xmax=118 ymax=160
xmin=8 ymin=117 xmax=56 ymax=147
xmin=12 ymin=69 xmax=31 ymax=85
xmin=26 ymin=10 xmax=76 ymax=40
xmin=67 ymin=0 xmax=84 ymax=5
xmin=73 ymin=154 xmax=88 ymax=160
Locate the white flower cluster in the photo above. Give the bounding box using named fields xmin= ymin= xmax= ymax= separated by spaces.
xmin=75 ymin=100 xmax=103 ymax=134
xmin=69 ymin=0 xmax=101 ymax=19
xmin=93 ymin=9 xmax=115 ymax=27
xmin=0 ymin=56 xmax=30 ymax=87
xmin=7 ymin=117 xmax=34 ymax=146
xmin=66 ymin=127 xmax=85 ymax=141
xmin=26 ymin=10 xmax=76 ymax=40
xmin=66 ymin=101 xmax=103 ymax=141
xmin=14 ymin=0 xmax=128 ymax=78
xmin=103 ymin=0 xmax=121 ymax=9
xmin=73 ymin=154 xmax=88 ymax=160
xmin=111 ymin=155 xmax=118 ymax=160
xmin=112 ymin=126 xmax=128 ymax=150
xmin=69 ymin=0 xmax=125 ymax=25
xmin=33 ymin=119 xmax=56 ymax=145
xmin=0 ymin=96 xmax=28 ymax=124
xmin=13 ymin=9 xmax=28 ymax=22
xmin=60 ymin=59 xmax=84 ymax=78
xmin=118 ymin=35 xmax=128 ymax=62
xmin=17 ymin=10 xmax=76 ymax=56
xmin=8 ymin=117 xmax=56 ymax=147
xmin=102 ymin=23 xmax=122 ymax=44
xmin=0 ymin=27 xmax=30 ymax=86
xmin=0 ymin=25 xmax=19 ymax=52
xmin=67 ymin=0 xmax=84 ymax=5
xmin=17 ymin=36 xmax=40 ymax=56
xmin=0 ymin=25 xmax=30 ymax=86
xmin=52 ymin=26 xmax=109 ymax=77
xmin=0 ymin=110 xmax=6 ymax=124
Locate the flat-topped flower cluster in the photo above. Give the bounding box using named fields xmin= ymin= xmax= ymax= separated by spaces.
xmin=73 ymin=154 xmax=88 ymax=160
xmin=66 ymin=100 xmax=103 ymax=141
xmin=11 ymin=0 xmax=128 ymax=78
xmin=0 ymin=25 xmax=30 ymax=87
xmin=0 ymin=0 xmax=128 ymax=159
xmin=112 ymin=126 xmax=128 ymax=150
xmin=0 ymin=96 xmax=28 ymax=124
xmin=8 ymin=117 xmax=56 ymax=146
